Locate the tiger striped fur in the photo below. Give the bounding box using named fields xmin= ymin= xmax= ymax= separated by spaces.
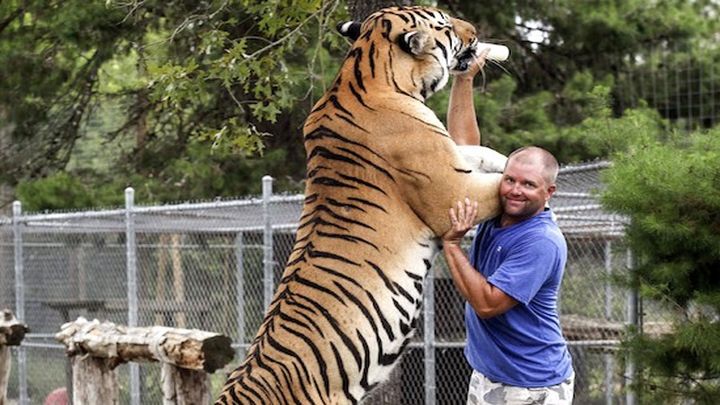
xmin=216 ymin=6 xmax=506 ymax=404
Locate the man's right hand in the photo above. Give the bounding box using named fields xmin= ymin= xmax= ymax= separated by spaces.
xmin=442 ymin=198 xmax=479 ymax=246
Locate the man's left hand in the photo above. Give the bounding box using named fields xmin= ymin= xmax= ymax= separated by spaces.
xmin=456 ymin=49 xmax=489 ymax=81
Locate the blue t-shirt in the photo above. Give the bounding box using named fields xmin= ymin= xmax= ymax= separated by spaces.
xmin=464 ymin=209 xmax=573 ymax=387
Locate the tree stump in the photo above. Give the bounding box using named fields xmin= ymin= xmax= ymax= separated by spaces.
xmin=71 ymin=356 xmax=118 ymax=405
xmin=1 ymin=309 xmax=29 ymax=405
xmin=56 ymin=317 xmax=234 ymax=405
xmin=161 ymin=362 xmax=210 ymax=405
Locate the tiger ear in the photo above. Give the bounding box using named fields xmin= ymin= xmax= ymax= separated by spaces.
xmin=337 ymin=21 xmax=361 ymax=40
xmin=397 ymin=30 xmax=432 ymax=56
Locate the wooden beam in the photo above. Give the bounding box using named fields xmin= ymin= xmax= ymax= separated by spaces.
xmin=56 ymin=317 xmax=234 ymax=372
xmin=57 ymin=318 xmax=234 ymax=405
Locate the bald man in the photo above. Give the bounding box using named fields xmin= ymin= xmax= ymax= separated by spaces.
xmin=442 ymin=53 xmax=574 ymax=405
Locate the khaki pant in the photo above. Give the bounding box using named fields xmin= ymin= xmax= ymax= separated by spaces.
xmin=467 ymin=370 xmax=574 ymax=405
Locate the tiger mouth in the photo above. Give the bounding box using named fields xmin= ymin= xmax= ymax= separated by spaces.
xmin=454 ymin=59 xmax=471 ymax=72
xmin=452 ymin=48 xmax=477 ymax=73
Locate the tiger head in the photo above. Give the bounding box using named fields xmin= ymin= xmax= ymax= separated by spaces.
xmin=337 ymin=6 xmax=483 ymax=101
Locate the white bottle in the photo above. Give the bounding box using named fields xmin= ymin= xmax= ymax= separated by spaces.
xmin=477 ymin=42 xmax=510 ymax=61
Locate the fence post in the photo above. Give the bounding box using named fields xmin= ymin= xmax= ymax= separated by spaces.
xmin=625 ymin=248 xmax=638 ymax=405
xmin=125 ymin=188 xmax=140 ymax=405
xmin=603 ymin=240 xmax=614 ymax=405
xmin=235 ymin=232 xmax=246 ymax=360
xmin=423 ymin=267 xmax=436 ymax=405
xmin=262 ymin=176 xmax=275 ymax=311
xmin=12 ymin=201 xmax=28 ymax=405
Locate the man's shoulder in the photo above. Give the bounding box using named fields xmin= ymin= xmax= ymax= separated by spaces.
xmin=513 ymin=215 xmax=566 ymax=249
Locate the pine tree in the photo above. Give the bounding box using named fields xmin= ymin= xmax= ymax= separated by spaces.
xmin=602 ymin=128 xmax=720 ymax=403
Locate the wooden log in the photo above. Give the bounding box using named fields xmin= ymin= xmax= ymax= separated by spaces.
xmin=0 ymin=346 xmax=9 ymax=405
xmin=0 ymin=346 xmax=12 ymax=405
xmin=0 ymin=309 xmax=29 ymax=346
xmin=161 ymin=362 xmax=210 ymax=405
xmin=561 ymin=314 xmax=671 ymax=341
xmin=1 ymin=309 xmax=29 ymax=405
xmin=55 ymin=317 xmax=234 ymax=372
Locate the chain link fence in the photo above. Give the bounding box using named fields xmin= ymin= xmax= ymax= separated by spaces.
xmin=0 ymin=163 xmax=648 ymax=404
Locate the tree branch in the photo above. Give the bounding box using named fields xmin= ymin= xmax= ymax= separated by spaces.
xmin=0 ymin=7 xmax=23 ymax=36
xmin=242 ymin=0 xmax=340 ymax=60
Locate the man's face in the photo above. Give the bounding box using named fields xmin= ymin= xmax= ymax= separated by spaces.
xmin=499 ymin=157 xmax=556 ymax=226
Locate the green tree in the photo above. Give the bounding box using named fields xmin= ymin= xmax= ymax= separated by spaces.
xmin=0 ymin=0 xmax=143 ymax=210
xmin=2 ymin=0 xmax=352 ymax=209
xmin=4 ymin=0 xmax=720 ymax=212
xmin=601 ymin=128 xmax=720 ymax=403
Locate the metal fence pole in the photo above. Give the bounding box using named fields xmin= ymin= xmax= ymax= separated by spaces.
xmin=12 ymin=201 xmax=28 ymax=405
xmin=625 ymin=248 xmax=637 ymax=405
xmin=235 ymin=232 xmax=246 ymax=360
xmin=125 ymin=188 xmax=140 ymax=405
xmin=262 ymin=176 xmax=275 ymax=311
xmin=604 ymin=240 xmax=614 ymax=405
xmin=424 ymin=268 xmax=436 ymax=405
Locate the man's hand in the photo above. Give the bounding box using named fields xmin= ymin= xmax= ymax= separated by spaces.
xmin=442 ymin=198 xmax=478 ymax=246
xmin=456 ymin=48 xmax=489 ymax=81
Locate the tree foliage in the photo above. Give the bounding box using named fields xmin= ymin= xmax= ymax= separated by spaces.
xmin=428 ymin=0 xmax=720 ymax=157
xmin=602 ymin=127 xmax=720 ymax=402
xmin=0 ymin=0 xmax=140 ymax=179
xmin=3 ymin=0 xmax=353 ymax=209
xmin=3 ymin=0 xmax=720 ymax=209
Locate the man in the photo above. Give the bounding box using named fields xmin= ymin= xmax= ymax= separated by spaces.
xmin=442 ymin=50 xmax=574 ymax=404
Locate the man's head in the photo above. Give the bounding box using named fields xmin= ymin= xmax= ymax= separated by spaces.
xmin=499 ymin=146 xmax=559 ymax=227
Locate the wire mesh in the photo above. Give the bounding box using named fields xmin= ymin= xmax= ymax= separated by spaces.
xmin=617 ymin=44 xmax=720 ymax=132
xmin=0 ymin=163 xmax=640 ymax=404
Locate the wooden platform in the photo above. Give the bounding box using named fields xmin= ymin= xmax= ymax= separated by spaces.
xmin=562 ymin=314 xmax=671 ymax=341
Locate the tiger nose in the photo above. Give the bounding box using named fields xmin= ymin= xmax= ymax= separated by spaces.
xmin=449 ymin=17 xmax=476 ymax=37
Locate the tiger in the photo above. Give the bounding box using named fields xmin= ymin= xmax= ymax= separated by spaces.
xmin=216 ymin=6 xmax=507 ymax=405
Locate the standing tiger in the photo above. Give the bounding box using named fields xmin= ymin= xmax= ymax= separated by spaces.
xmin=217 ymin=6 xmax=507 ymax=404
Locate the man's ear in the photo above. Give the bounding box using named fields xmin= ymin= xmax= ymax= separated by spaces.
xmin=397 ymin=30 xmax=432 ymax=56
xmin=546 ymin=184 xmax=557 ymax=200
xmin=337 ymin=21 xmax=361 ymax=40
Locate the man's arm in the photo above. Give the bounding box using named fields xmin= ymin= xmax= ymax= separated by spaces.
xmin=442 ymin=199 xmax=517 ymax=318
xmin=447 ymin=50 xmax=488 ymax=146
